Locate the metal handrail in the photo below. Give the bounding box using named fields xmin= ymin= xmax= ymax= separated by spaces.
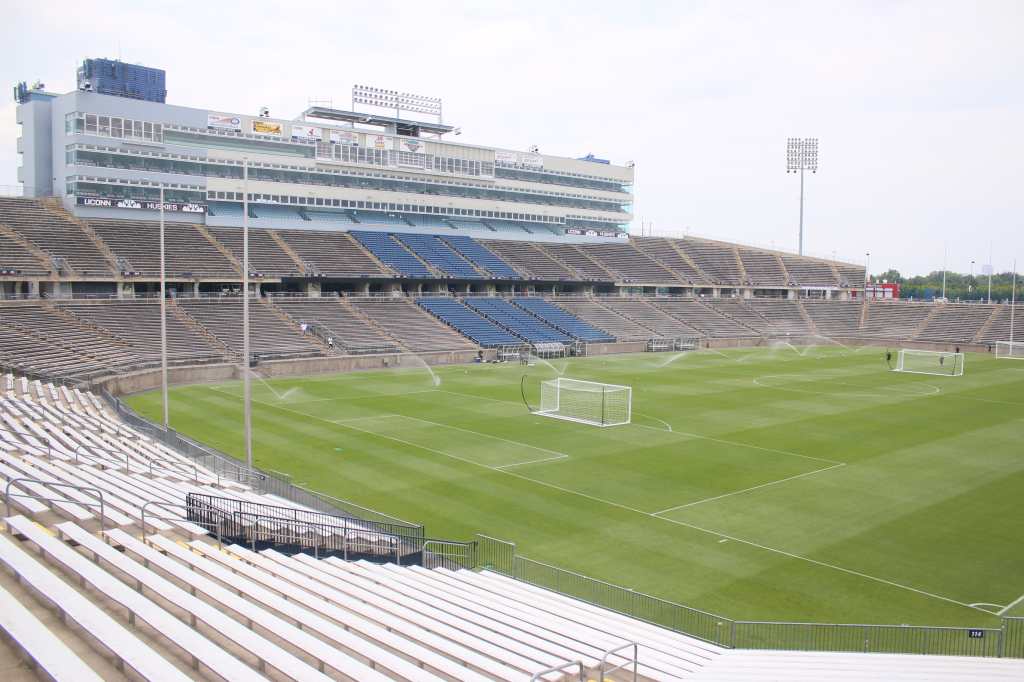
xmin=4 ymin=478 xmax=106 ymax=531
xmin=600 ymin=642 xmax=638 ymax=681
xmin=530 ymin=659 xmax=584 ymax=682
xmin=140 ymin=500 xmax=226 ymax=548
xmin=147 ymin=458 xmax=199 ymax=481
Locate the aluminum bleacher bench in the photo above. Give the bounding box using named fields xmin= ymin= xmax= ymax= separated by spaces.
xmin=119 ymin=531 xmax=441 ymax=682
xmin=0 ymin=581 xmax=104 ymax=682
xmin=51 ymin=521 xmax=331 ymax=681
xmin=5 ymin=516 xmax=267 ymax=681
xmin=0 ymin=524 xmax=192 ymax=681
xmin=202 ymin=542 xmax=530 ymax=681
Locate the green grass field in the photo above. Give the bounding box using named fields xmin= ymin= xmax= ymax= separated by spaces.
xmin=126 ymin=345 xmax=1024 ymax=628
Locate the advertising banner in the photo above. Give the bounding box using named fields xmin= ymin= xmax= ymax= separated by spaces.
xmin=495 ymin=149 xmax=543 ymax=169
xmin=329 ymin=129 xmax=359 ymax=145
xmin=77 ymin=196 xmax=207 ymax=213
xmin=252 ymin=119 xmax=283 ymax=135
xmin=207 ymin=113 xmax=242 ymax=131
xmin=397 ymin=137 xmax=427 ymax=154
xmin=291 ymin=124 xmax=322 ymax=142
xmin=364 ymin=133 xmax=391 ymax=150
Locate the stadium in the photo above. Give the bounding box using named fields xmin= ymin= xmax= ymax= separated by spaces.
xmin=0 ymin=50 xmax=1022 ymax=682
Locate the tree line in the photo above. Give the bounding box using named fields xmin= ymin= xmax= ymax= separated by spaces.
xmin=872 ymin=270 xmax=1020 ymax=302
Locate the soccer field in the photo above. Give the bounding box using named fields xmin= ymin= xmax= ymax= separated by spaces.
xmin=126 ymin=345 xmax=1024 ymax=629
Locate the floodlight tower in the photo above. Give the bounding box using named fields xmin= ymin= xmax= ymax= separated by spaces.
xmin=786 ymin=137 xmax=819 ymax=256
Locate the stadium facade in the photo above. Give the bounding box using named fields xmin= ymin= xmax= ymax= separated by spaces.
xmin=8 ymin=59 xmax=867 ymax=305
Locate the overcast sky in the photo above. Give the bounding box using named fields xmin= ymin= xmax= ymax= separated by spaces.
xmin=3 ymin=0 xmax=1022 ymax=276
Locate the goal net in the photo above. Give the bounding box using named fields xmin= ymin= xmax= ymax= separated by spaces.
xmin=537 ymin=378 xmax=632 ymax=427
xmin=995 ymin=341 xmax=1024 ymax=360
xmin=894 ymin=349 xmax=964 ymax=376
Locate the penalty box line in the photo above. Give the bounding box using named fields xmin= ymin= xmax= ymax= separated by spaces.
xmin=328 ymin=411 xmax=569 ymax=468
xmin=650 ymin=463 xmax=847 ymax=516
xmin=235 ymin=390 xmax=985 ymax=615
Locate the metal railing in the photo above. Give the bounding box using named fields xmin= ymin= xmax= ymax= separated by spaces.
xmin=471 ymin=536 xmax=1024 ymax=659
xmin=529 ymin=658 xmax=584 ymax=682
xmin=599 ymin=642 xmax=638 ymax=681
xmin=4 ymin=478 xmax=106 ymax=531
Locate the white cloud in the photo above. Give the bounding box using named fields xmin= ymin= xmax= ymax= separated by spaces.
xmin=2 ymin=0 xmax=1022 ymax=275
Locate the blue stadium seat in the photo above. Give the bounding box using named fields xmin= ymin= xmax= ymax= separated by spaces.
xmin=443 ymin=236 xmax=520 ymax=279
xmin=395 ymin=234 xmax=483 ymax=279
xmin=464 ymin=297 xmax=572 ymax=343
xmin=416 ymin=298 xmax=521 ymax=347
xmin=351 ymin=231 xmax=432 ymax=278
xmin=512 ymin=297 xmax=615 ymax=342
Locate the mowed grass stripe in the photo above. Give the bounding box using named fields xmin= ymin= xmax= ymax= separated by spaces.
xmin=127 ymin=347 xmax=1023 ymax=626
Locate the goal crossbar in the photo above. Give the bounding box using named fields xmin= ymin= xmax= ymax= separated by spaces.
xmin=536 ymin=377 xmax=632 ymax=427
xmin=893 ymin=348 xmax=964 ymax=376
xmin=995 ymin=340 xmax=1024 ymax=360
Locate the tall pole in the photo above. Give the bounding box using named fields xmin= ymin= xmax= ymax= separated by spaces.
xmin=864 ymin=252 xmax=870 ymax=297
xmin=159 ymin=186 xmax=169 ymax=428
xmin=988 ymin=242 xmax=994 ymax=304
xmin=941 ymin=245 xmax=947 ymax=300
xmin=1011 ymin=260 xmax=1017 ymax=348
xmin=242 ymin=159 xmax=252 ymax=469
xmin=798 ymin=166 xmax=805 ymax=256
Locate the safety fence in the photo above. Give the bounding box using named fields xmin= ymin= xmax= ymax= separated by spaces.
xmin=474 ymin=536 xmax=1024 ymax=658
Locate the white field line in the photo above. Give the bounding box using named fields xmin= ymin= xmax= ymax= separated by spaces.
xmin=216 ymin=387 xmax=989 ymax=615
xmin=208 ymin=385 xmax=438 ymax=404
xmin=634 ymin=411 xmax=672 ymax=432
xmin=651 ymin=463 xmax=846 ymax=515
xmin=442 ymin=388 xmax=843 ymax=466
xmin=330 ymin=412 xmax=569 ymax=468
xmin=998 ymin=593 xmax=1024 ymax=616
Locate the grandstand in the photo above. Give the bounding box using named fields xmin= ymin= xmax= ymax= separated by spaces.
xmin=4 ymin=61 xmax=1023 ymax=682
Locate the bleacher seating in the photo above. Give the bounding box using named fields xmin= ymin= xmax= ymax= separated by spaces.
xmin=703 ymin=299 xmax=773 ymax=333
xmin=88 ymin=219 xmax=238 ymax=279
xmin=443 ymin=235 xmax=520 ymax=278
xmin=277 ymin=229 xmax=389 ymax=278
xmin=464 ymin=297 xmax=571 ymax=343
xmin=744 ymin=299 xmax=814 ymax=335
xmin=416 ymin=298 xmax=521 ymax=347
xmin=599 ymin=299 xmax=701 ymax=338
xmin=801 ymin=300 xmax=863 ymax=336
xmin=549 ymin=298 xmax=653 ymax=340
xmin=395 ymin=234 xmax=483 ymax=279
xmin=0 ymin=198 xmax=113 ymax=276
xmin=177 ymin=298 xmax=320 ymax=357
xmin=60 ymin=300 xmax=224 ymax=360
xmin=0 ymin=303 xmax=140 ymax=377
xmin=272 ymin=298 xmax=397 ymax=352
xmin=352 ymin=231 xmax=433 ymax=278
xmin=479 ymin=240 xmax=577 ymax=280
xmin=631 ymin=237 xmax=710 ymax=285
xmin=976 ymin=304 xmax=1024 ymax=344
xmin=577 ymin=243 xmax=679 ymax=283
xmin=208 ymin=226 xmax=303 ymax=277
xmin=651 ymin=299 xmax=759 ymax=338
xmin=737 ymin=248 xmax=790 ymax=286
xmin=859 ymin=301 xmax=934 ymax=340
xmin=0 ymin=231 xmax=50 ymax=276
xmin=835 ymin=263 xmax=866 ymax=287
xmin=538 ymin=243 xmax=615 ymax=281
xmin=350 ymin=210 xmax=410 ymax=227
xmin=676 ymin=239 xmax=743 ymax=285
xmin=915 ymin=303 xmax=996 ymax=343
xmin=512 ymin=297 xmax=614 ymax=342
xmin=781 ymin=256 xmax=838 ymax=288
xmin=352 ymin=298 xmax=477 ymax=352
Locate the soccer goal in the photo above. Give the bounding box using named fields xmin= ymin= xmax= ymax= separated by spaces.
xmin=995 ymin=340 xmax=1024 ymax=360
xmin=893 ymin=349 xmax=964 ymax=376
xmin=536 ymin=377 xmax=632 ymax=427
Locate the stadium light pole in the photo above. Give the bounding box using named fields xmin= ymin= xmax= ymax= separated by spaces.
xmin=1011 ymin=260 xmax=1018 ymax=348
xmin=159 ymin=186 xmax=169 ymax=429
xmin=988 ymin=242 xmax=994 ymax=304
xmin=242 ymin=158 xmax=253 ymax=469
xmin=786 ymin=137 xmax=818 ymax=256
xmin=864 ymin=252 xmax=870 ymax=297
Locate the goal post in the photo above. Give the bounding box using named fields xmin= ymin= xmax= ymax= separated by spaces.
xmin=994 ymin=341 xmax=1024 ymax=360
xmin=893 ymin=348 xmax=964 ymax=376
xmin=536 ymin=378 xmax=632 ymax=427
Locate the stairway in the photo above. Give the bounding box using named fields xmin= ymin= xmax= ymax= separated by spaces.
xmin=262 ymin=299 xmax=334 ymax=354
xmin=795 ymin=300 xmax=819 ymax=335
xmin=39 ymin=202 xmax=119 ymax=275
xmin=193 ymin=223 xmax=243 ymax=277
xmin=267 ymin=230 xmax=307 ymax=275
xmin=168 ymin=301 xmax=234 ymax=358
xmin=972 ymin=304 xmax=1004 ymax=343
xmin=0 ymin=222 xmax=54 ymax=273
